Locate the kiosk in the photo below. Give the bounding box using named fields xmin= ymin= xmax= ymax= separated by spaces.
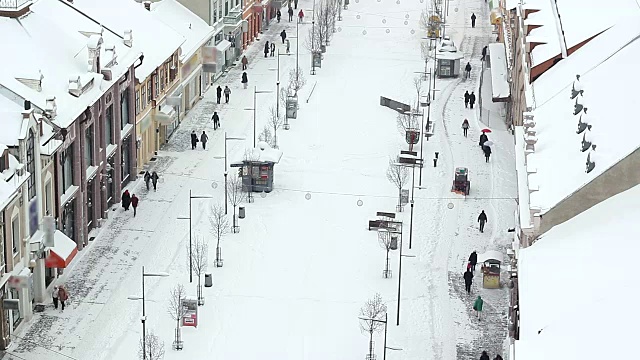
xmin=479 ymin=250 xmax=504 ymax=289
xmin=230 ymin=142 xmax=284 ymax=193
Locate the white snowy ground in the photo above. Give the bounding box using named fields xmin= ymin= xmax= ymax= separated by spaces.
xmin=6 ymin=0 xmax=515 ymax=359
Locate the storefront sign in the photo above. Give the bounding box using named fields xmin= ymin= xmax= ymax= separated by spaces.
xmin=8 ymin=275 xmax=28 ymax=289
xmin=2 ymin=299 xmax=19 ymax=311
xmin=28 ymin=199 xmax=38 ymax=237
xmin=181 ymin=52 xmax=201 ymax=80
xmin=181 ymin=298 xmax=198 ymax=327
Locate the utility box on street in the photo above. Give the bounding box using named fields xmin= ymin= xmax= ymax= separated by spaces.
xmin=286 ymin=96 xmax=298 ymax=119
xmin=238 ymin=206 xmax=246 ymax=219
xmin=205 ymin=273 xmax=213 ymax=287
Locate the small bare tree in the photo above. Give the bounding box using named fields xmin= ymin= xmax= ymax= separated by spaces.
xmin=319 ymin=0 xmax=338 ymax=45
xmin=288 ymin=67 xmax=307 ymax=96
xmin=386 ymin=159 xmax=409 ymax=212
xmin=209 ymin=203 xmax=229 ymax=267
xmin=359 ymin=293 xmax=387 ymax=360
xmin=268 ymin=106 xmax=283 ymax=148
xmin=227 ymin=175 xmax=246 ymax=233
xmin=414 ymin=77 xmax=423 ymax=104
xmin=187 ymin=235 xmax=208 ymax=305
xmin=258 ymin=125 xmax=273 ymax=145
xmin=378 ymin=229 xmax=393 ymax=278
xmin=304 ymin=26 xmax=322 ymax=51
xmin=167 ymin=284 xmax=187 ymax=350
xmin=138 ymin=330 xmax=165 ymax=360
xmin=397 ymin=105 xmax=421 ymax=151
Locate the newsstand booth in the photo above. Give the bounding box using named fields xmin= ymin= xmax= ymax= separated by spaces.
xmin=230 ymin=141 xmax=283 ymax=193
xmin=435 ymin=38 xmax=464 ymax=78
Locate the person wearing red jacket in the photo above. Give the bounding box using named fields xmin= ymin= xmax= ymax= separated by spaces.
xmin=298 ymin=9 xmax=304 ymax=23
xmin=131 ymin=194 xmax=139 ymax=217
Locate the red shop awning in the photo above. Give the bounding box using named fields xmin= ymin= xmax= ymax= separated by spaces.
xmin=45 ymin=231 xmax=79 ymax=268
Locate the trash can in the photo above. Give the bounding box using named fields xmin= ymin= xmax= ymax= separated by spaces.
xmin=390 ymin=236 xmax=398 ymax=250
xmin=238 ymin=206 xmax=246 ymax=219
xmin=204 ymin=273 xmax=213 ymax=287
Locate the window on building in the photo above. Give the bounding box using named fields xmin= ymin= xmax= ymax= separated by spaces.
xmin=141 ymin=85 xmax=147 ymax=110
xmin=84 ymin=125 xmax=93 ymax=167
xmin=11 ymin=215 xmax=19 ymax=255
xmin=121 ymin=138 xmax=131 ymax=183
xmin=135 ymin=90 xmax=140 ymax=115
xmin=26 ymin=129 xmax=36 ymax=200
xmin=106 ymin=105 xmax=114 ymax=145
xmin=147 ymin=80 xmax=153 ymax=104
xmin=154 ymin=74 xmax=159 ymax=97
xmin=44 ymin=181 xmax=52 ymax=216
xmin=160 ymin=68 xmax=166 ymax=92
xmin=235 ymin=0 xmax=239 ymax=7
xmin=0 ymin=212 xmax=5 ymax=271
xmin=62 ymin=145 xmax=74 ymax=192
xmin=121 ymin=89 xmax=129 ymax=130
xmin=225 ymin=0 xmax=228 ymax=15
xmin=212 ymin=1 xmax=218 ymax=23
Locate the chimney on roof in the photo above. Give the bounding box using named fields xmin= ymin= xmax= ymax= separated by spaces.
xmin=87 ymin=35 xmax=103 ymax=74
xmin=124 ymin=29 xmax=133 ymax=47
xmin=144 ymin=1 xmax=151 ymax=11
xmin=45 ymin=97 xmax=57 ymax=118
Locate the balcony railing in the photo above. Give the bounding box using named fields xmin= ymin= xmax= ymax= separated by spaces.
xmin=0 ymin=0 xmax=30 ymax=9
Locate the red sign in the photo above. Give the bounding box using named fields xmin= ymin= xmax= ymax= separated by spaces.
xmin=182 ymin=313 xmax=197 ymax=327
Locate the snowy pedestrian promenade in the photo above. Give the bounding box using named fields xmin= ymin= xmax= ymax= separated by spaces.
xmin=4 ymin=0 xmax=515 ymax=359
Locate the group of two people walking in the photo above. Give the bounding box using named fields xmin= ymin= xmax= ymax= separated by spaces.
xmin=191 ymin=130 xmax=209 ymax=150
xmin=462 ymin=250 xmax=485 ymax=321
xmin=121 ymin=190 xmax=139 ymax=216
xmin=216 ymin=85 xmax=231 ymax=104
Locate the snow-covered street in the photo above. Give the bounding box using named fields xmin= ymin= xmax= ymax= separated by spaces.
xmin=6 ymin=0 xmax=516 ymax=359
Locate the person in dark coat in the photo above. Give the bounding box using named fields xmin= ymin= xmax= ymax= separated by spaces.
xmin=482 ymin=46 xmax=488 ymax=61
xmin=478 ymin=210 xmax=488 ymax=232
xmin=471 ymin=13 xmax=477 ymax=28
xmin=465 ymin=62 xmax=472 ymax=79
xmin=216 ymin=85 xmax=222 ymax=104
xmin=131 ymin=194 xmax=139 ymax=217
xmin=479 ymin=132 xmax=488 ymax=147
xmin=463 ymin=269 xmax=474 ymax=294
xmin=280 ymin=30 xmax=287 ymax=44
xmin=121 ymin=190 xmax=131 ymax=210
xmin=294 ymin=0 xmax=298 ymax=8
xmin=224 ymin=86 xmax=231 ymax=103
xmin=480 ymin=351 xmax=490 ymax=360
xmin=277 ymin=9 xmax=281 ymax=22
xmin=241 ymin=72 xmax=248 ymax=89
xmin=151 ymin=171 xmax=159 ymax=191
xmin=191 ymin=130 xmax=198 ymax=150
xmin=264 ymin=41 xmax=270 ymax=57
xmin=58 ymin=286 xmax=69 ymax=311
xmin=464 ymin=91 xmax=470 ymax=108
xmin=288 ymin=6 xmax=294 ymax=21
xmin=270 ymin=42 xmax=276 ymax=57
xmin=483 ymin=145 xmax=492 ymax=162
xmin=469 ymin=91 xmax=476 ymax=109
xmin=241 ymin=55 xmax=248 ymax=70
xmin=462 ymin=119 xmax=470 ymax=137
xmin=201 ymin=131 xmax=209 ymax=149
xmin=493 ymin=356 xmax=503 ymax=360
xmin=144 ymin=171 xmax=151 ymax=190
xmin=469 ymin=251 xmax=478 ymax=272
xmin=212 ymin=111 xmax=220 ymax=130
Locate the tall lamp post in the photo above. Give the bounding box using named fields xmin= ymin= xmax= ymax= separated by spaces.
xmin=245 ymin=87 xmax=273 ymax=147
xmin=127 ymin=266 xmax=169 ymax=360
xmin=396 ymin=227 xmax=416 ymax=326
xmin=359 ymin=313 xmax=403 ymax=360
xmin=275 ymin=50 xmax=294 ymax=129
xmin=214 ymin=132 xmax=246 ymax=214
xmin=177 ymin=191 xmax=212 ymax=283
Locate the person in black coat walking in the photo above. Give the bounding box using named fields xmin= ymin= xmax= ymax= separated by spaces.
xmin=200 ymin=131 xmax=209 ymax=150
xmin=264 ymin=41 xmax=270 ymax=57
xmin=121 ymin=190 xmax=131 ymax=211
xmin=212 ymin=111 xmax=220 ymax=130
xmin=241 ymin=72 xmax=248 ymax=89
xmin=493 ymin=356 xmax=503 ymax=360
xmin=216 ymin=85 xmax=222 ymax=104
xmin=469 ymin=91 xmax=476 ymax=109
xmin=463 ymin=269 xmax=474 ymax=294
xmin=144 ymin=171 xmax=151 ymax=191
xmin=280 ymin=30 xmax=287 ymax=44
xmin=480 ymin=351 xmax=490 ymax=360
xmin=277 ymin=9 xmax=281 ymax=22
xmin=465 ymin=62 xmax=472 ymax=79
xmin=151 ymin=171 xmax=159 ymax=191
xmin=191 ymin=130 xmax=198 ymax=150
xmin=478 ymin=210 xmax=488 ymax=233
xmin=482 ymin=46 xmax=488 ymax=61
xmin=288 ymin=6 xmax=294 ymax=21
xmin=462 ymin=119 xmax=470 ymax=137
xmin=270 ymin=42 xmax=275 ymax=57
xmin=479 ymin=132 xmax=488 ymax=147
xmin=471 ymin=13 xmax=477 ymax=28
xmin=468 ymin=251 xmax=478 ymax=272
xmin=224 ymin=86 xmax=231 ymax=103
xmin=464 ymin=91 xmax=470 ymax=108
xmin=483 ymin=144 xmax=492 ymax=162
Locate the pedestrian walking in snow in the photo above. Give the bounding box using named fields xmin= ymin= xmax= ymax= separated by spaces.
xmin=479 ymin=132 xmax=488 ymax=147
xmin=294 ymin=0 xmax=298 ymax=8
xmin=467 ymin=262 xmax=472 ymax=272
xmin=288 ymin=6 xmax=294 ymax=21
xmin=469 ymin=91 xmax=476 ymax=109
xmin=52 ymin=286 xmax=59 ymax=309
xmin=463 ymin=269 xmax=474 ymax=294
xmin=471 ymin=13 xmax=477 ymax=28
xmin=298 ymin=9 xmax=304 ymax=23
xmin=131 ymin=194 xmax=139 ymax=217
xmin=270 ymin=42 xmax=276 ymax=57
xmin=493 ymin=355 xmax=503 ymax=360
xmin=201 ymin=131 xmax=209 ymax=149
xmin=58 ymin=285 xmax=69 ymax=311
xmin=144 ymin=171 xmax=151 ymax=191
xmin=242 ymin=55 xmax=248 ymax=70
xmin=151 ymin=171 xmax=159 ymax=191
xmin=242 ymin=72 xmax=249 ymax=89
xmin=462 ymin=119 xmax=470 ymax=137
xmin=483 ymin=145 xmax=492 ymax=162
xmin=464 ymin=91 xmax=470 ymax=108
xmin=191 ymin=130 xmax=198 ymax=150
xmin=473 ymin=295 xmax=484 ymax=320
xmin=478 ymin=210 xmax=488 ymax=233
xmin=264 ymin=41 xmax=270 ymax=57
xmin=216 ymin=85 xmax=222 ymax=104
xmin=280 ymin=30 xmax=287 ymax=44
xmin=482 ymin=46 xmax=488 ymax=61
xmin=212 ymin=112 xmax=220 ymax=130
xmin=480 ymin=351 xmax=490 ymax=360
xmin=122 ymin=190 xmax=131 ymax=211
xmin=465 ymin=62 xmax=472 ymax=79
xmin=469 ymin=250 xmax=478 ymax=272
xmin=286 ymin=39 xmax=291 ymax=53
xmin=277 ymin=9 xmax=281 ymax=22
xmin=224 ymin=86 xmax=231 ymax=103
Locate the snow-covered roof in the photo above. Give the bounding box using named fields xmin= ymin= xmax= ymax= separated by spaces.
xmin=0 ymin=95 xmax=25 ymax=147
xmin=517 ymin=184 xmax=640 ymax=360
xmin=232 ymin=142 xmax=283 ymax=164
xmin=150 ymin=0 xmax=215 ymax=61
xmin=70 ymin=0 xmax=185 ymax=81
xmin=0 ymin=0 xmax=142 ymax=128
xmin=524 ymin=17 xmax=640 ymax=213
xmin=523 ymin=0 xmax=563 ymax=67
xmin=514 ymin=127 xmax=532 ymax=229
xmin=488 ymin=43 xmax=510 ymax=100
xmin=0 ymin=149 xmax=30 ymax=210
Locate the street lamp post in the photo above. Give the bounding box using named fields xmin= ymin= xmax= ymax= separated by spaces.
xmin=177 ymin=191 xmax=212 ymax=283
xmin=397 ymin=225 xmax=416 ymax=326
xmin=128 ymin=267 xmax=169 ymax=360
xmin=219 ymin=132 xmax=246 ymax=214
xmin=275 ymin=50 xmax=293 ymax=130
xmin=359 ymin=313 xmax=402 ymax=360
xmin=245 ymin=87 xmax=272 ymax=148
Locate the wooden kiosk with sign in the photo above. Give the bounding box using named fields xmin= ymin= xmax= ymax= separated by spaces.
xmin=479 ymin=250 xmax=504 ymax=289
xmin=230 ymin=142 xmax=284 ymax=193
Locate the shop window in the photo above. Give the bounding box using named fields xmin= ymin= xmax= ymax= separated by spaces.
xmin=121 ymin=138 xmax=131 ymax=184
xmin=120 ymin=89 xmax=130 ymax=130
xmin=84 ymin=125 xmax=93 ymax=168
xmin=107 ymin=157 xmax=115 ymax=204
xmin=10 ymin=288 xmax=21 ymax=327
xmin=86 ymin=181 xmax=94 ymax=229
xmin=63 ymin=202 xmax=75 ymax=241
xmin=135 ymin=90 xmax=141 ymax=115
xmin=106 ymin=105 xmax=114 ymax=145
xmin=26 ymin=129 xmax=36 ymax=200
xmin=11 ymin=216 xmax=19 ymax=255
xmin=62 ymin=145 xmax=74 ymax=192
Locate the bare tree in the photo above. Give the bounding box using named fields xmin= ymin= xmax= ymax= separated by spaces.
xmin=268 ymin=106 xmax=283 ymax=148
xmin=359 ymin=293 xmax=387 ymax=360
xmin=288 ymin=66 xmax=307 ymax=96
xmin=227 ymin=175 xmax=246 ymax=233
xmin=303 ymin=26 xmax=322 ymax=52
xmin=321 ymin=0 xmax=338 ymax=43
xmin=413 ymin=77 xmax=423 ymax=105
xmin=187 ymin=235 xmax=208 ymax=305
xmin=378 ymin=229 xmax=394 ymax=278
xmin=167 ymin=284 xmax=187 ymax=350
xmin=397 ymin=105 xmax=421 ymax=151
xmin=209 ymin=203 xmax=229 ymax=267
xmin=258 ymin=125 xmax=273 ymax=145
xmin=138 ymin=330 xmax=165 ymax=360
xmin=386 ymin=159 xmax=409 ymax=212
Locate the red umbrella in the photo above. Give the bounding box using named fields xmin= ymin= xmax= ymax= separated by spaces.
xmin=481 ymin=128 xmax=492 ymax=133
